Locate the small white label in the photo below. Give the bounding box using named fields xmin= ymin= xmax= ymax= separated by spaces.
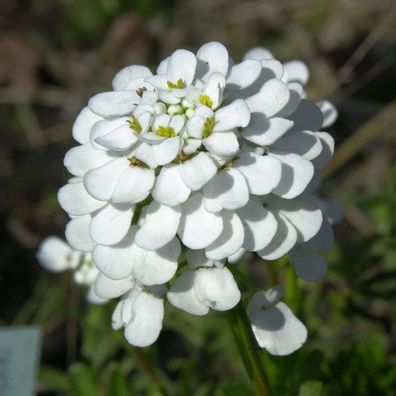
xmin=0 ymin=327 xmax=41 ymax=396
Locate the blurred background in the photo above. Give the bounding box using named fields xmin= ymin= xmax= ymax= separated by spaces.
xmin=1 ymin=0 xmax=396 ymax=395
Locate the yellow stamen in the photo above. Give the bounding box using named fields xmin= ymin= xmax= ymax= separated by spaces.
xmin=136 ymin=87 xmax=147 ymax=97
xmin=202 ymin=116 xmax=216 ymax=138
xmin=156 ymin=125 xmax=176 ymax=138
xmin=199 ymin=94 xmax=213 ymax=109
xmin=128 ymin=157 xmax=147 ymax=167
xmin=167 ymin=78 xmax=186 ymax=89
xmin=128 ymin=116 xmax=142 ymax=133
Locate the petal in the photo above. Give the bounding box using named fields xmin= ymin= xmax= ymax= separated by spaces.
xmin=270 ymin=196 xmax=323 ymax=242
xmin=203 ymin=168 xmax=249 ymax=212
xmin=228 ymin=247 xmax=246 ymax=264
xmin=243 ymin=115 xmax=294 ymax=146
xmin=243 ymin=47 xmax=273 ymax=60
xmin=167 ymin=271 xmax=209 ymax=316
xmin=90 ymin=117 xmax=130 ymax=150
xmin=250 ymin=301 xmax=307 ymax=355
xmin=203 ymin=131 xmax=239 ymax=158
xmin=213 ymin=99 xmax=251 ymax=131
xmin=152 ymin=137 xmax=181 ymax=165
xmin=257 ymin=212 xmax=297 ymax=260
xmin=112 ymin=65 xmax=152 ymax=91
xmin=84 ymin=157 xmax=130 ymax=201
xmin=227 ymin=60 xmax=262 ymax=90
xmin=92 ymin=229 xmax=135 ymax=280
xmin=132 ymin=238 xmax=181 ymax=286
xmin=130 ymin=141 xmax=158 ymax=169
xmin=205 ymin=212 xmax=245 ymax=260
xmin=94 ymin=273 xmax=134 ymax=299
xmin=166 ymin=49 xmax=197 ymax=86
xmin=272 ymin=130 xmax=322 ymax=160
xmin=135 ymin=201 xmax=181 ymax=250
xmin=144 ymin=74 xmax=168 ymax=90
xmin=270 ymin=151 xmax=314 ymax=199
xmin=276 ymin=82 xmax=304 ymax=118
xmin=88 ymin=91 xmax=140 ymax=117
xmin=64 ymin=143 xmax=112 ymax=177
xmin=152 ymin=164 xmax=191 ymax=206
xmin=90 ymin=204 xmax=134 ymax=246
xmin=288 ymin=100 xmax=323 ymax=132
xmin=236 ymin=199 xmax=278 ymax=251
xmin=65 ymin=214 xmax=95 ymax=252
xmin=187 ymin=116 xmax=205 ymax=139
xmin=196 ymin=41 xmax=229 ymax=80
xmin=247 ymin=287 xmax=283 ymax=315
xmin=124 ymin=291 xmax=164 ymax=347
xmin=111 ymin=166 xmax=155 ymax=204
xmin=179 ymin=152 xmax=217 ymax=191
xmin=72 ymin=107 xmax=102 ymax=144
xmin=246 ymin=79 xmax=290 ymax=117
xmin=311 ymin=132 xmax=334 ymax=169
xmin=178 ymin=192 xmax=223 ymax=249
xmin=95 ymin=124 xmax=139 ymax=151
xmin=182 ymin=138 xmax=202 ymax=154
xmin=317 ymin=100 xmax=338 ymax=128
xmin=58 ymin=180 xmax=106 ymax=216
xmin=289 ymin=245 xmax=327 ymax=282
xmin=36 ymin=236 xmax=73 ymax=272
xmin=300 ymin=217 xmax=334 ymax=253
xmin=185 ymin=249 xmax=220 ymax=269
xmin=236 ymin=151 xmax=282 ymax=195
xmin=283 ymin=61 xmax=309 ymax=85
xmin=194 ymin=267 xmax=241 ymax=311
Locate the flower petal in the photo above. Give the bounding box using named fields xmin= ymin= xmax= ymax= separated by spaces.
xmin=205 ymin=212 xmax=245 ymax=260
xmin=95 ymin=124 xmax=139 ymax=151
xmin=317 ymin=100 xmax=338 ymax=128
xmin=270 ymin=151 xmax=314 ymax=199
xmin=249 ymin=301 xmax=307 ymax=356
xmin=88 ymin=91 xmax=140 ymax=117
xmin=84 ymin=157 xmax=130 ymax=201
xmin=58 ymin=180 xmax=106 ymax=216
xmin=132 ymin=238 xmax=180 ymax=286
xmin=166 ymin=49 xmax=197 ymax=86
xmin=111 ymin=166 xmax=155 ymax=204
xmin=36 ymin=236 xmax=73 ymax=272
xmin=124 ymin=291 xmax=164 ymax=347
xmin=90 ymin=117 xmax=130 ymax=150
xmin=288 ymin=99 xmax=323 ymax=132
xmin=203 ymin=168 xmax=249 ymax=212
xmin=243 ymin=47 xmax=273 ymax=60
xmin=203 ymin=131 xmax=239 ymax=158
xmin=135 ymin=201 xmax=181 ymax=250
xmin=289 ymin=245 xmax=327 ymax=282
xmin=276 ymin=82 xmax=304 ymax=118
xmin=243 ymin=115 xmax=294 ymax=146
xmin=64 ymin=143 xmax=112 ymax=177
xmin=257 ymin=212 xmax=297 ymax=260
xmin=178 ymin=192 xmax=223 ymax=249
xmin=194 ymin=267 xmax=241 ymax=311
xmin=90 ymin=204 xmax=134 ymax=246
xmin=283 ymin=61 xmax=309 ymax=85
xmin=236 ymin=151 xmax=282 ymax=195
xmin=112 ymin=65 xmax=152 ymax=91
xmin=196 ymin=41 xmax=229 ymax=80
xmin=72 ymin=107 xmax=102 ymax=144
xmin=167 ymin=271 xmax=209 ymax=316
xmin=300 ymin=217 xmax=334 ymax=253
xmin=270 ymin=196 xmax=323 ymax=242
xmin=94 ymin=273 xmax=134 ymax=299
xmin=152 ymin=136 xmax=181 ymax=165
xmin=237 ymin=199 xmax=278 ymax=251
xmin=65 ymin=214 xmax=95 ymax=252
xmin=273 ymin=131 xmax=322 ymax=160
xmin=92 ymin=229 xmax=135 ymax=280
xmin=213 ymin=99 xmax=251 ymax=131
xmin=311 ymin=132 xmax=334 ymax=169
xmin=246 ymin=79 xmax=290 ymax=117
xmin=227 ymin=60 xmax=262 ymax=90
xmin=179 ymin=152 xmax=217 ymax=191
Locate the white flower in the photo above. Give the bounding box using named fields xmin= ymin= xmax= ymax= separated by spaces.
xmin=38 ymin=41 xmax=338 ymax=351
xmin=247 ymin=287 xmax=307 ymax=356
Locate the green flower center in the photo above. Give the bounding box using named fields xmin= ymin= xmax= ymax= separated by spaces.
xmin=156 ymin=125 xmax=176 ymax=138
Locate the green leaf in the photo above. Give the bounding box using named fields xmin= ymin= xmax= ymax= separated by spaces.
xmin=109 ymin=364 xmax=130 ymax=396
xmin=70 ymin=363 xmax=102 ymax=396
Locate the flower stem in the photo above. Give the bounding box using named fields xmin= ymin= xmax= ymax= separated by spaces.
xmin=227 ymin=301 xmax=273 ymax=396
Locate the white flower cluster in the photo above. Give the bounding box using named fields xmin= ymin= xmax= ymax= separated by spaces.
xmin=38 ymin=42 xmax=339 ymax=355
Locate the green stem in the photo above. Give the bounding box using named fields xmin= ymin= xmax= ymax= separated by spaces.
xmin=227 ymin=301 xmax=273 ymax=396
